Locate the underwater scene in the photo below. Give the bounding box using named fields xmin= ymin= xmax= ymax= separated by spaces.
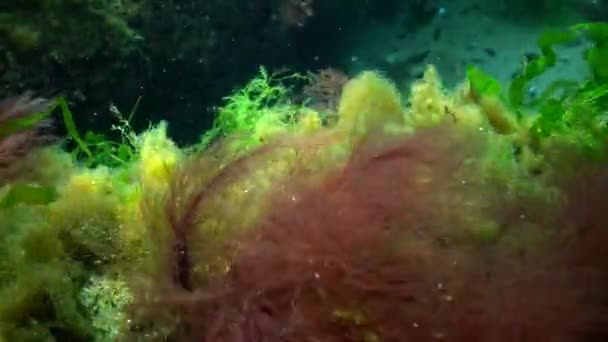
xmin=3 ymin=0 xmax=608 ymax=341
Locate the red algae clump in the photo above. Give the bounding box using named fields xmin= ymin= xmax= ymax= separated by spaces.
xmin=137 ymin=123 xmax=608 ymax=342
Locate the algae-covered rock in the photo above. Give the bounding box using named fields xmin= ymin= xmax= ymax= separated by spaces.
xmin=0 ymin=0 xmax=146 ymax=100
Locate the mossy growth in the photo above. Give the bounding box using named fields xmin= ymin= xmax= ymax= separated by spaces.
xmin=0 ymin=206 xmax=92 ymax=340
xmin=198 ymin=66 xmax=308 ymax=152
xmin=0 ymin=109 xmax=179 ymax=339
xmin=132 ymin=43 xmax=608 ymax=340
xmin=1 ymin=23 xmax=608 ymax=341
xmin=0 ymin=0 xmax=147 ymax=99
xmin=0 ymin=0 xmax=144 ymax=60
xmin=79 ymin=276 xmax=133 ymax=342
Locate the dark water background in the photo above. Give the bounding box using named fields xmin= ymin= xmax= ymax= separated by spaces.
xmin=1 ymin=0 xmax=606 ymax=144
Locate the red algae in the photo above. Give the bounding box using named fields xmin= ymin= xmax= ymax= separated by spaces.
xmin=0 ymin=93 xmax=53 ymax=179
xmin=140 ymin=123 xmax=608 ymax=342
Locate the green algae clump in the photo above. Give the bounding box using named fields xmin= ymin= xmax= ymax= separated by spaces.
xmin=2 ymin=24 xmax=608 ymax=340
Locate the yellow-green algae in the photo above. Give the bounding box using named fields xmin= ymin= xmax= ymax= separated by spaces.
xmin=0 ymin=23 xmax=607 ymax=340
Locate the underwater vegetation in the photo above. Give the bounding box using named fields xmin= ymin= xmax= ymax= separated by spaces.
xmin=2 ymin=23 xmax=608 ymax=341
xmin=0 ymin=0 xmax=146 ymax=96
xmin=0 ymin=94 xmax=54 ymax=178
xmin=0 ymin=0 xmax=405 ymax=142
